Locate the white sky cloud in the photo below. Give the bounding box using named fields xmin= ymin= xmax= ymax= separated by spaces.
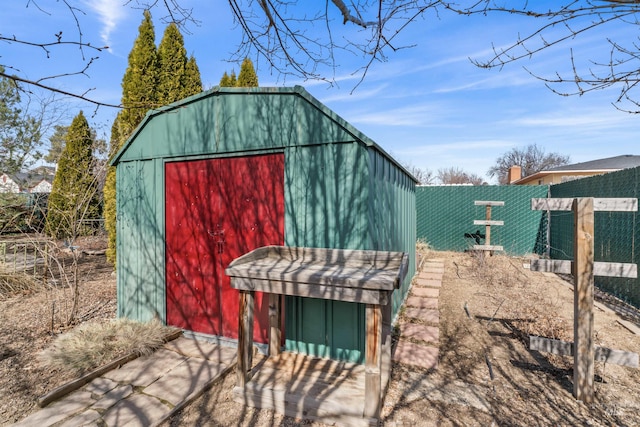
xmin=82 ymin=0 xmax=127 ymax=51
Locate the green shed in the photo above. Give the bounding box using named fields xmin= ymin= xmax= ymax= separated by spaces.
xmin=111 ymin=86 xmax=417 ymax=363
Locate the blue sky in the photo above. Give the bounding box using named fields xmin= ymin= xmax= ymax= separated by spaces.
xmin=2 ymin=1 xmax=639 ymax=183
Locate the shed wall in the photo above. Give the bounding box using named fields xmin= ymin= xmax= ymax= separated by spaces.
xmin=115 ymin=88 xmax=416 ymax=364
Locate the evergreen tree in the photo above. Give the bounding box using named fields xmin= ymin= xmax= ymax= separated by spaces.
xmin=105 ymin=10 xmax=158 ymax=264
xmin=219 ymin=70 xmax=237 ymax=87
xmin=184 ymin=56 xmax=203 ymax=96
xmin=119 ymin=10 xmax=158 ymax=138
xmin=0 ymin=66 xmax=43 ymax=174
xmin=44 ymin=125 xmax=68 ymax=164
xmin=104 ymin=115 xmax=120 ymax=263
xmin=46 ymin=111 xmax=100 ymax=238
xmin=236 ymin=58 xmax=258 ymax=87
xmin=158 ymin=23 xmax=187 ymax=105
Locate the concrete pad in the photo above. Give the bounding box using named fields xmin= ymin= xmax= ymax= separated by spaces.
xmin=57 ymin=409 xmax=102 ymax=427
xmin=415 ymin=278 xmax=441 ymax=288
xmin=393 ymin=341 xmax=438 ymax=370
xmin=144 ymin=357 xmax=232 ymax=405
xmin=13 ymin=391 xmax=95 ymax=427
xmin=103 ymin=348 xmax=186 ymax=387
xmin=406 ymin=295 xmax=438 ymax=310
xmin=401 ymin=323 xmax=439 ymax=344
xmin=92 ymin=384 xmax=134 ymax=411
xmin=101 ymin=393 xmax=169 ymax=427
xmin=412 ymin=287 xmax=439 ymax=298
xmin=164 ymin=337 xmax=237 ymax=364
xmin=404 ymin=307 xmax=439 ymax=324
xmin=84 ymin=377 xmax=120 ymax=396
xmin=422 ymin=267 xmax=445 ymax=275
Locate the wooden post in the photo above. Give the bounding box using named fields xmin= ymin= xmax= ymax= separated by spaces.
xmin=237 ymin=290 xmax=254 ymax=387
xmin=573 ymin=198 xmax=595 ymax=403
xmin=485 ymin=205 xmax=492 ymax=249
xmin=268 ymin=293 xmax=281 ymax=357
xmin=364 ymin=304 xmax=382 ymax=418
xmin=472 ymin=201 xmax=504 ymax=253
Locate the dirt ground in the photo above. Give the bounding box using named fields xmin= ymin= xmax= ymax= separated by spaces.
xmin=2 ymin=244 xmax=640 ymax=426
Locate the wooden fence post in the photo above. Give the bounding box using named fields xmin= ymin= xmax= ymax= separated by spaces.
xmin=530 ymin=197 xmax=638 ymax=403
xmin=472 ymin=201 xmax=504 ymax=253
xmin=573 ymin=198 xmax=595 ymax=403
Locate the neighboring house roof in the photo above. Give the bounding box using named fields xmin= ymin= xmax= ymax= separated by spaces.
xmin=546 ymin=155 xmax=640 ymax=172
xmin=0 ymin=167 xmax=55 ymax=193
xmin=513 ymin=155 xmax=640 ymax=185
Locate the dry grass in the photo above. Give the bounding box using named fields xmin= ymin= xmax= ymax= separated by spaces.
xmin=40 ymin=318 xmax=179 ymax=375
xmin=0 ymin=263 xmax=43 ymax=299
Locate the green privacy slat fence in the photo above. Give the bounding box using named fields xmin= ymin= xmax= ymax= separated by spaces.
xmin=416 ymin=185 xmax=549 ymax=255
xmin=549 ymin=167 xmax=640 ymax=308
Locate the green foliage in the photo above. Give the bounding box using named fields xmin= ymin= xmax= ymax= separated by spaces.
xmin=104 ymin=116 xmax=120 ymax=264
xmin=46 ymin=112 xmax=100 ymax=239
xmin=237 ymin=58 xmax=258 ymax=87
xmin=0 ymin=66 xmax=43 ymax=174
xmin=45 ymin=125 xmax=107 ymax=164
xmin=158 ymin=24 xmax=203 ymax=105
xmin=184 ymin=56 xmax=203 ymax=96
xmin=119 ymin=10 xmax=158 ymax=138
xmin=219 ymin=58 xmax=258 ymax=88
xmin=158 ymin=23 xmax=187 ymax=105
xmin=44 ymin=125 xmax=68 ymax=164
xmin=219 ymin=71 xmax=237 ymax=87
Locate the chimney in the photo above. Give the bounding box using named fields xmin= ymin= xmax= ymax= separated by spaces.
xmin=507 ymin=165 xmax=522 ymax=184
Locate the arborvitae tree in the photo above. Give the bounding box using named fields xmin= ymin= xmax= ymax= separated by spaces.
xmin=105 ymin=10 xmax=158 ymax=264
xmin=46 ymin=111 xmax=100 ymax=238
xmin=119 ymin=10 xmax=158 ymax=137
xmin=219 ymin=70 xmax=237 ymax=87
xmin=158 ymin=23 xmax=187 ymax=105
xmin=184 ymin=56 xmax=203 ymax=96
xmin=236 ymin=58 xmax=258 ymax=87
xmin=104 ymin=115 xmax=120 ymax=263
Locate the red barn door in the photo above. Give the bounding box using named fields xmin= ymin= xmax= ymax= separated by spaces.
xmin=165 ymin=154 xmax=284 ymax=343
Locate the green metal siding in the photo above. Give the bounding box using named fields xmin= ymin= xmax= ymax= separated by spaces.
xmin=114 ymin=87 xmax=417 ymax=364
xmin=283 ymin=142 xmax=369 ymax=362
xmin=416 ymin=185 xmax=549 ymax=255
xmin=116 ymin=159 xmax=165 ymax=321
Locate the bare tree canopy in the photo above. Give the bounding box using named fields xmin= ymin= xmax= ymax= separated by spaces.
xmin=437 ymin=167 xmax=485 ymax=185
xmin=3 ymin=1 xmax=640 ymax=109
xmin=488 ymin=144 xmax=570 ymax=185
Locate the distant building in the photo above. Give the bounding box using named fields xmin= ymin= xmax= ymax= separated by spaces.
xmin=0 ymin=174 xmax=20 ymax=193
xmin=510 ymin=155 xmax=640 ymax=185
xmin=0 ymin=166 xmax=55 ymax=193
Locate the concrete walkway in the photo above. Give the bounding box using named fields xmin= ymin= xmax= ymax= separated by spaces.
xmin=13 ymin=337 xmax=236 ymax=427
xmin=393 ymin=258 xmax=443 ymax=370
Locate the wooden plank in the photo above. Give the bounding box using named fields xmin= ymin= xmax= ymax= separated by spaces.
xmin=573 ymin=197 xmax=595 ymax=403
xmin=532 ymin=197 xmax=638 ymax=212
xmin=472 ymin=245 xmax=503 ymax=251
xmin=530 ymin=336 xmax=639 ymax=368
xmin=485 ymin=205 xmax=492 ymax=247
xmin=473 ymin=220 xmax=504 ymax=226
xmin=530 ymin=259 xmax=637 ymax=278
xmin=364 ymin=304 xmax=382 ymax=418
xmin=268 ymin=294 xmax=281 ymax=357
xmin=474 ymin=201 xmax=505 ymax=206
xmin=237 ymin=290 xmax=254 ymax=387
xmin=230 ymin=277 xmax=389 ymax=305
